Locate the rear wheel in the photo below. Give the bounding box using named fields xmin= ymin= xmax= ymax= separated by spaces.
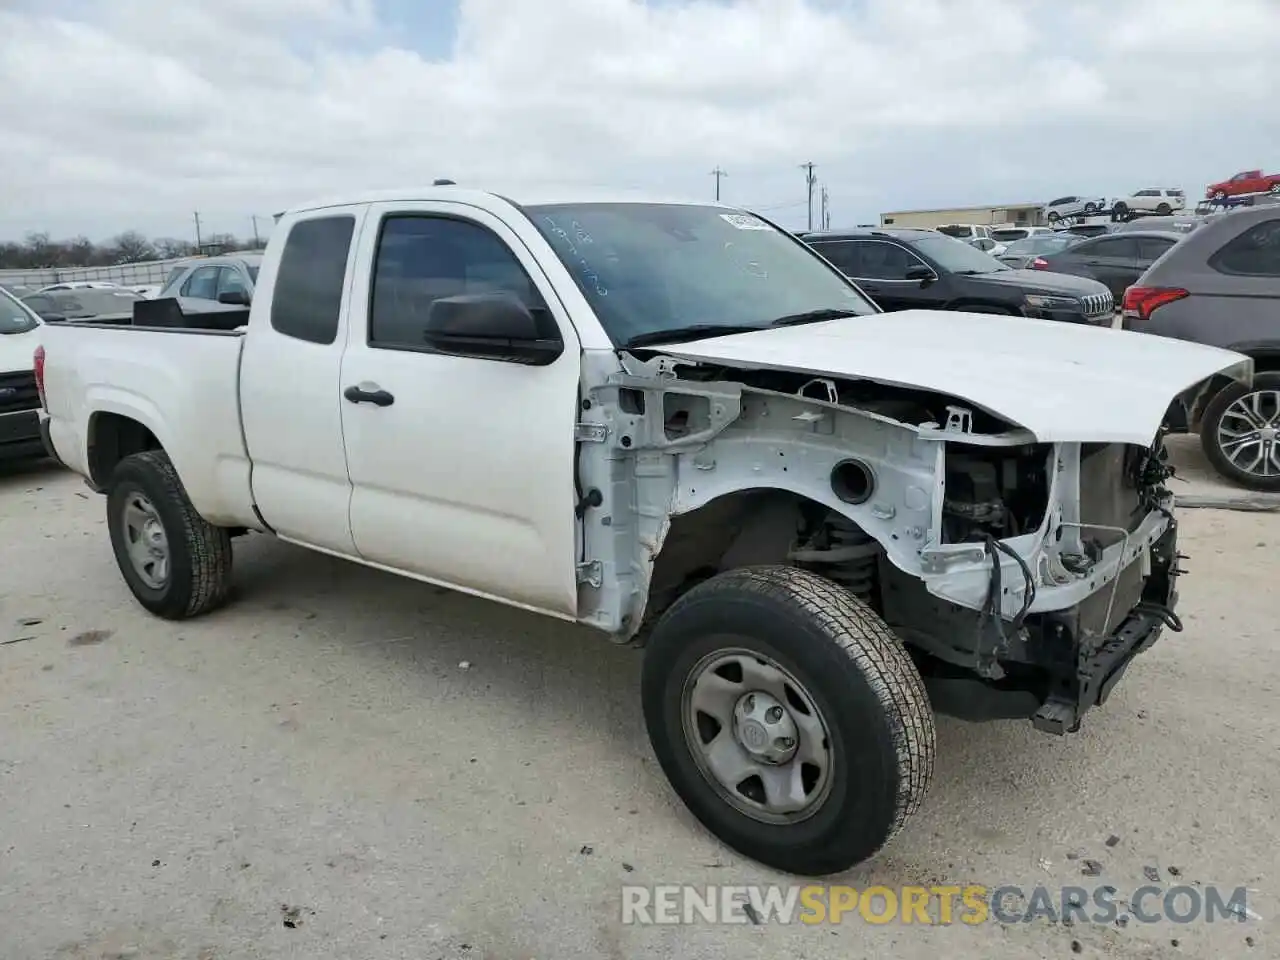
xmin=1083 ymin=202 xmax=1098 ymax=214
xmin=1200 ymin=372 xmax=1280 ymax=491
xmin=1113 ymin=201 xmax=1128 ymax=219
xmin=641 ymin=565 xmax=935 ymax=876
xmin=1048 ymin=211 xmax=1061 ymax=222
xmin=106 ymin=450 xmax=234 ymax=619
xmin=1156 ymin=202 xmax=1172 ymax=215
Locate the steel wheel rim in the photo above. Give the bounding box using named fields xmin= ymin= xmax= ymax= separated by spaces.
xmin=680 ymin=644 xmax=835 ymax=825
xmin=121 ymin=492 xmax=170 ymax=589
xmin=1217 ymin=389 xmax=1280 ymax=478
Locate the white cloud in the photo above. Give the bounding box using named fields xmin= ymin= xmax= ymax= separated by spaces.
xmin=0 ymin=0 xmax=1277 ymax=241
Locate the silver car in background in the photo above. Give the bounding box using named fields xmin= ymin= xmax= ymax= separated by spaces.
xmin=996 ymin=232 xmax=1086 ymax=269
xmin=155 ymin=253 xmax=263 ymax=314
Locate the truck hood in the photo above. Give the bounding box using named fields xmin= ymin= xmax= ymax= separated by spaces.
xmin=640 ymin=311 xmax=1250 ymax=446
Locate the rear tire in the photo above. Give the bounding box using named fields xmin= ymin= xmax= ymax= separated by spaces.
xmin=641 ymin=565 xmax=935 ymax=876
xmin=1048 ymin=211 xmax=1061 ymax=222
xmin=1156 ymin=202 xmax=1172 ymax=215
xmin=106 ymin=450 xmax=234 ymax=619
xmin=1083 ymin=202 xmax=1098 ymax=214
xmin=1113 ymin=202 xmax=1128 ymax=219
xmin=1199 ymin=372 xmax=1280 ymax=492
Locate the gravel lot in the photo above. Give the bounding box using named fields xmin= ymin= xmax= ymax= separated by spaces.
xmin=0 ymin=450 xmax=1273 ymax=960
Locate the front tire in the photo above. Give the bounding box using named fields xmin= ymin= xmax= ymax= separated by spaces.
xmin=641 ymin=565 xmax=935 ymax=876
xmin=1048 ymin=211 xmax=1061 ymax=222
xmin=1083 ymin=202 xmax=1098 ymax=214
xmin=106 ymin=450 xmax=234 ymax=619
xmin=1199 ymin=372 xmax=1280 ymax=491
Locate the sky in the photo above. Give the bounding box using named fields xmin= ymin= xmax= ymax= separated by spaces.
xmin=1 ymin=0 xmax=1278 ymax=244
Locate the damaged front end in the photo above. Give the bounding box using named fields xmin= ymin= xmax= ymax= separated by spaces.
xmin=884 ymin=436 xmax=1184 ymax=734
xmin=572 ymin=348 xmax=1187 ymax=736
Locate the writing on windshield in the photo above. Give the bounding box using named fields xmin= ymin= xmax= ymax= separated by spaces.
xmin=527 ymin=202 xmax=875 ymax=345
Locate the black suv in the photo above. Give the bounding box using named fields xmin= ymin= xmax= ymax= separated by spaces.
xmin=798 ymin=228 xmax=1115 ymax=325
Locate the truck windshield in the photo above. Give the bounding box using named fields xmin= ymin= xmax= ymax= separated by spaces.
xmin=0 ymin=288 xmax=39 ymax=334
xmin=525 ymin=203 xmax=877 ymax=346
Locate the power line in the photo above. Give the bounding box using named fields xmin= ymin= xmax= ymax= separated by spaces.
xmin=800 ymin=162 xmax=817 ymax=231
xmin=710 ymin=166 xmax=728 ymax=201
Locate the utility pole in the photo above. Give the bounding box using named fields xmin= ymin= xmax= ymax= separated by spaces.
xmin=251 ymin=215 xmax=261 ymax=249
xmin=193 ymin=211 xmax=203 ymax=250
xmin=800 ymin=162 xmax=817 ymax=230
xmin=820 ymin=185 xmax=831 ymax=229
xmin=710 ymin=167 xmax=727 ymax=201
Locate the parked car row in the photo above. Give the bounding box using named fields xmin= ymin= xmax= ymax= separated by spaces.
xmin=797 ymin=228 xmax=1115 ymax=325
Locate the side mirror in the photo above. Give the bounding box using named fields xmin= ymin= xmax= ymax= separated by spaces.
xmin=218 ymin=290 xmax=251 ymax=306
xmin=904 ymin=265 xmax=936 ymax=284
xmin=423 ymin=293 xmax=563 ymax=366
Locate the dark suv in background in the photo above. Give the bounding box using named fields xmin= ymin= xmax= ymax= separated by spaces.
xmin=799 ymin=228 xmax=1115 ymax=325
xmin=1121 ymin=205 xmax=1280 ymax=489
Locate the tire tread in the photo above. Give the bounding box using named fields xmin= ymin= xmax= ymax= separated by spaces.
xmin=113 ymin=450 xmax=233 ymax=617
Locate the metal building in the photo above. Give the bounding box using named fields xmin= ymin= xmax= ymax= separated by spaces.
xmin=879 ymin=202 xmax=1047 ymax=230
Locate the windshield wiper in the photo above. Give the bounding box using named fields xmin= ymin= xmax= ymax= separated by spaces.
xmin=768 ymin=308 xmax=861 ymax=326
xmin=624 ymin=323 xmax=764 ymax=348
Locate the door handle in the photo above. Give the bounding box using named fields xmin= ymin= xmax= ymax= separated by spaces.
xmin=344 ymin=384 xmax=395 ymax=407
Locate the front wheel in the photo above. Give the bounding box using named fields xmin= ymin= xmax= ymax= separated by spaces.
xmin=641 ymin=565 xmax=935 ymax=876
xmin=1083 ymin=202 xmax=1098 ymax=214
xmin=1048 ymin=211 xmax=1061 ymax=222
xmin=106 ymin=450 xmax=234 ymax=619
xmin=1199 ymin=372 xmax=1280 ymax=491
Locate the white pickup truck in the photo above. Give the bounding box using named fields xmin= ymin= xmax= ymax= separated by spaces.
xmin=36 ymin=187 xmax=1249 ymax=876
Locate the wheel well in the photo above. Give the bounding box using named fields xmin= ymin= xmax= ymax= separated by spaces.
xmin=644 ymin=488 xmax=855 ymax=628
xmin=88 ymin=413 xmax=162 ymax=488
xmin=1188 ymin=353 xmax=1280 ymax=428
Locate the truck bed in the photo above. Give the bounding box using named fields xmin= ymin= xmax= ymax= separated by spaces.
xmin=40 ymin=321 xmax=257 ymax=528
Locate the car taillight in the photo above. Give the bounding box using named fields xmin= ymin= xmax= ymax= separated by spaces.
xmin=1121 ymin=286 xmax=1189 ymax=321
xmin=33 ymin=344 xmax=46 ymax=409
xmin=1031 ymin=257 xmax=1049 ymax=269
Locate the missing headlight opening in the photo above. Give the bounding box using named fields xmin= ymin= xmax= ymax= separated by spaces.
xmin=941 ymin=444 xmax=1052 ymax=543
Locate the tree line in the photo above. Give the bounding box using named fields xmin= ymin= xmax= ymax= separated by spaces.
xmin=0 ymin=230 xmax=262 ymax=270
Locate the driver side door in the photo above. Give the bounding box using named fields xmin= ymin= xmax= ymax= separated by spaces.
xmin=338 ymin=202 xmax=583 ymax=617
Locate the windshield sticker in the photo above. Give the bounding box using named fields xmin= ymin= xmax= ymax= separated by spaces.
xmin=720 ymin=213 xmax=772 ymax=231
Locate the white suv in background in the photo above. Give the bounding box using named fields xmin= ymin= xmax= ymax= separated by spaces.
xmin=1044 ymin=196 xmax=1107 ymax=222
xmin=1113 ymin=188 xmax=1186 ymax=217
xmin=935 ymin=223 xmax=1006 ymax=255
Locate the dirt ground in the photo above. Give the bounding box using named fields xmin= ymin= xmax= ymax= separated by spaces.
xmin=0 ymin=456 xmax=1273 ymax=960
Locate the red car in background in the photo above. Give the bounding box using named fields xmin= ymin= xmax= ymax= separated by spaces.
xmin=1206 ymin=170 xmax=1280 ymax=199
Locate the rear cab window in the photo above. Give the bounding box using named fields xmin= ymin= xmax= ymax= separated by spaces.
xmin=270 ymin=215 xmax=357 ymax=344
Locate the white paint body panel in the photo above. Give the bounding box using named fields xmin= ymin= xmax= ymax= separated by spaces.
xmin=643 ymin=311 xmax=1250 ymax=446
xmin=38 ymin=325 xmax=256 ymax=527
xmin=338 ymin=200 xmax=581 ymax=615
xmin=0 ymin=325 xmax=40 ymax=375
xmin=238 ymin=205 xmax=369 ymax=555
